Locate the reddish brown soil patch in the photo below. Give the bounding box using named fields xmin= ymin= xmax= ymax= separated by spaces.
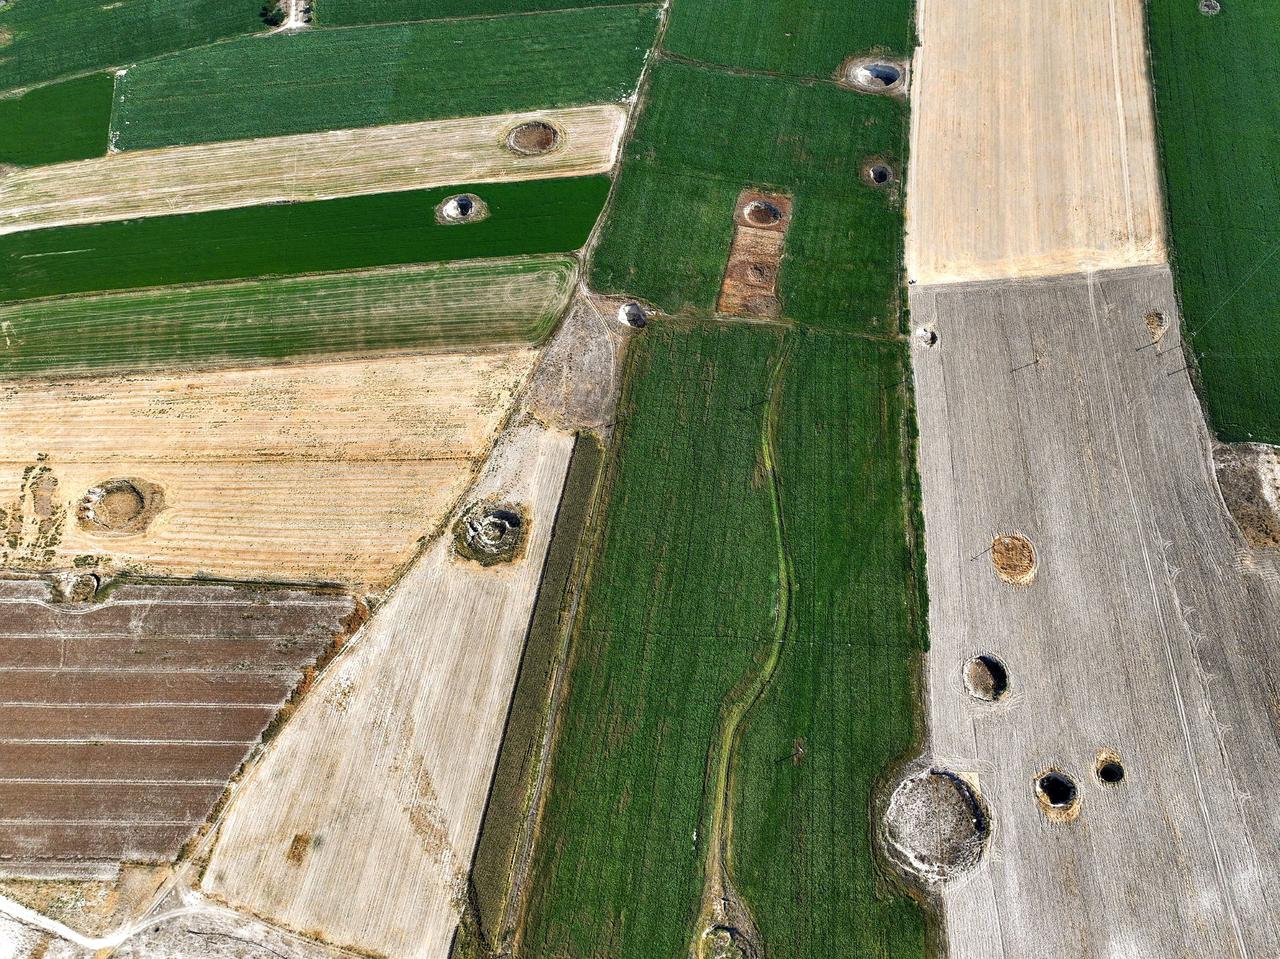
xmin=506 ymin=120 xmax=560 ymax=155
xmin=77 ymin=478 xmax=164 ymax=537
xmin=286 ymin=833 xmax=312 ymax=865
xmin=991 ymin=534 xmax=1037 ymax=585
xmin=719 ymin=190 xmax=792 ymax=318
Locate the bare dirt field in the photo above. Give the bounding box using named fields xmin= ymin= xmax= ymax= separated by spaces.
xmin=716 ymin=190 xmax=791 ymax=318
xmin=201 ymin=421 xmax=574 ymax=959
xmin=907 ymin=266 xmax=1280 ymax=956
xmin=0 ymin=576 xmax=358 ymax=875
xmin=905 ymin=0 xmax=1166 ymax=284
xmin=0 ymin=105 xmax=627 ymax=235
xmin=0 ymin=352 xmax=536 ymax=589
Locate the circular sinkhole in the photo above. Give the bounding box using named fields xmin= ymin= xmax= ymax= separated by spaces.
xmin=743 ymin=200 xmax=783 ymax=227
xmin=1034 ymin=770 xmax=1080 ymax=820
xmin=453 ymin=501 xmax=528 ymax=566
xmin=506 ymin=120 xmax=561 ymax=156
xmin=914 ymin=326 xmax=937 ymax=347
xmin=991 ymin=533 xmax=1037 ymax=586
xmin=882 ymin=766 xmax=991 ymax=885
xmin=1096 ymin=752 xmax=1126 ymax=785
xmin=1199 ymin=0 xmax=1220 ymax=14
xmin=435 ymin=193 xmax=488 ymax=225
xmin=617 ymin=302 xmax=647 ymax=328
xmin=78 ymin=477 xmax=165 ymax=537
xmin=963 ymin=654 xmax=1009 ymax=702
xmin=844 ymin=57 xmax=907 ymax=95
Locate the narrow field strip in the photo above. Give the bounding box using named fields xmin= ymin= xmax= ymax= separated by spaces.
xmin=314 ymin=0 xmax=643 ymax=26
xmin=111 ymin=7 xmax=659 ymax=150
xmin=0 ymin=106 xmax=626 ymax=234
xmin=0 ymin=177 xmax=609 ymax=304
xmin=0 ymin=256 xmax=576 ymax=376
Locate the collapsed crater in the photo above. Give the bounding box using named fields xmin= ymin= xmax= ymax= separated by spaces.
xmin=453 ymin=501 xmax=527 ymax=566
xmin=1145 ymin=310 xmax=1168 ymax=343
xmin=506 ymin=120 xmax=561 ymax=156
xmin=991 ymin=533 xmax=1037 ymax=586
xmin=702 ymin=925 xmax=756 ymax=959
xmin=843 ymin=57 xmax=908 ymax=95
xmin=863 ymin=161 xmax=895 ymax=186
xmin=617 ymin=302 xmax=648 ymax=328
xmin=963 ymin=654 xmax=1009 ymax=702
xmin=1096 ymin=752 xmax=1126 ymax=785
xmin=77 ymin=478 xmax=164 ymax=536
xmin=1035 ymin=770 xmax=1081 ymax=820
xmin=882 ymin=766 xmax=990 ymax=884
xmin=742 ymin=200 xmax=783 ymax=227
xmin=435 ymin=193 xmax=488 ymax=225
xmin=1199 ymin=0 xmax=1220 ymax=14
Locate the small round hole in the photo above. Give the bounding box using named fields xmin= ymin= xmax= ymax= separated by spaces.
xmin=963 ymin=654 xmax=1009 ymax=702
xmin=1035 ymin=771 xmax=1078 ymax=809
xmin=1096 ymin=754 xmax=1125 ymax=785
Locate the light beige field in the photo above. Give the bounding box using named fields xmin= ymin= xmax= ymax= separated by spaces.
xmin=202 ymin=422 xmax=574 ymax=959
xmin=0 ymin=105 xmax=626 ymax=235
xmin=0 ymin=352 xmax=536 ymax=588
xmin=905 ymin=0 xmax=1166 ymax=284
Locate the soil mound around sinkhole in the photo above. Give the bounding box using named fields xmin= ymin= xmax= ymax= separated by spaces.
xmin=882 ymin=766 xmax=991 ymax=885
xmin=435 ymin=193 xmax=489 ymax=225
xmin=506 ymin=120 xmax=561 ymax=155
xmin=77 ymin=478 xmax=165 ymax=536
xmin=453 ymin=501 xmax=528 ymax=566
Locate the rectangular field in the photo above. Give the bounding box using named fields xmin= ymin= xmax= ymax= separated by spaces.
xmin=0 ymin=256 xmax=575 ymax=376
xmin=0 ymin=105 xmax=627 ymax=234
xmin=0 ymin=352 xmax=536 ymax=588
xmin=588 ymin=61 xmax=906 ymax=332
xmin=112 ymin=7 xmax=659 ymax=150
xmin=314 ymin=0 xmax=638 ymax=25
xmin=518 ymin=323 xmax=927 ymax=958
xmin=1147 ymin=0 xmax=1280 ymax=442
xmin=0 ymin=177 xmax=609 ymax=304
xmin=0 ymin=73 xmax=113 ymax=167
xmin=0 ymin=0 xmax=262 ymax=91
xmin=906 ymin=0 xmax=1166 ymax=284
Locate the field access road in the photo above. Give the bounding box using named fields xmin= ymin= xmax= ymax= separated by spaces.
xmin=909 ymin=266 xmax=1280 ymax=957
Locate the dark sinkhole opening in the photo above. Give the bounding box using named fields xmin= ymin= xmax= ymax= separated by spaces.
xmin=1036 ymin=771 xmax=1078 ymax=808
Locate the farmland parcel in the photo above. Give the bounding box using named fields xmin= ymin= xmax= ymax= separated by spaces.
xmin=588 ymin=61 xmax=906 ymax=331
xmin=0 ymin=73 xmax=113 ymax=167
xmin=518 ymin=323 xmax=927 ymax=959
xmin=1147 ymin=0 xmax=1280 ymax=442
xmin=111 ymin=7 xmax=659 ymax=150
xmin=0 ymin=256 xmax=575 ymax=376
xmin=0 ymin=177 xmax=609 ymax=303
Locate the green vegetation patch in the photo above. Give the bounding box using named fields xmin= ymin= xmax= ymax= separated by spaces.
xmin=1147 ymin=0 xmax=1280 ymax=442
xmin=0 ymin=256 xmax=575 ymax=377
xmin=111 ymin=6 xmax=660 ymax=150
xmin=0 ymin=177 xmax=609 ymax=303
xmin=664 ymin=0 xmax=912 ymax=79
xmin=520 ymin=322 xmax=927 ymax=958
xmin=0 ymin=0 xmax=263 ymax=92
xmin=589 ymin=61 xmax=905 ymax=332
xmin=0 ymin=73 xmax=113 ymax=167
xmin=315 ymin=0 xmax=637 ymax=26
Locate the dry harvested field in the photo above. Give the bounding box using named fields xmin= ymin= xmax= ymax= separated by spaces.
xmin=202 ymin=422 xmax=573 ymax=959
xmin=908 ymin=266 xmax=1280 ymax=956
xmin=904 ymin=0 xmax=1166 ymax=284
xmin=0 ymin=105 xmax=627 ymax=235
xmin=0 ymin=576 xmax=358 ymax=875
xmin=0 ymin=352 xmax=535 ymax=589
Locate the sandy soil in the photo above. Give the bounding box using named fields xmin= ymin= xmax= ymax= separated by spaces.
xmin=908 ymin=267 xmax=1280 ymax=956
xmin=201 ymin=421 xmax=574 ymax=959
xmin=0 ymin=352 xmax=535 ymax=589
xmin=0 ymin=105 xmax=627 ymax=235
xmin=904 ymin=0 xmax=1166 ymax=284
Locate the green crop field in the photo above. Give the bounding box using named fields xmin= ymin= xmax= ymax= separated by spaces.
xmin=111 ymin=6 xmax=660 ymax=150
xmin=518 ymin=322 xmax=927 ymax=959
xmin=1147 ymin=0 xmax=1280 ymax=443
xmin=0 ymin=176 xmax=608 ymax=303
xmin=0 ymin=0 xmax=262 ymax=91
xmin=589 ymin=60 xmax=906 ymax=332
xmin=664 ymin=0 xmax=912 ymax=79
xmin=0 ymin=73 xmax=113 ymax=167
xmin=0 ymin=255 xmax=575 ymax=377
xmin=314 ymin=0 xmax=637 ymax=26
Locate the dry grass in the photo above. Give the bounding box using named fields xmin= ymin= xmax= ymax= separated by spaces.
xmin=202 ymin=422 xmax=574 ymax=959
xmin=0 ymin=353 xmax=536 ymax=589
xmin=0 ymin=105 xmax=626 ymax=235
xmin=905 ymin=0 xmax=1165 ymax=284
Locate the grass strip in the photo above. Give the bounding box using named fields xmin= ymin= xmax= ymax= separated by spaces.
xmin=1147 ymin=0 xmax=1280 ymax=442
xmin=111 ymin=7 xmax=659 ymax=150
xmin=0 ymin=256 xmax=575 ymax=376
xmin=0 ymin=177 xmax=609 ymax=304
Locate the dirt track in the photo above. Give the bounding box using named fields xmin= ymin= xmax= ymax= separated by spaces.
xmin=908 ymin=266 xmax=1280 ymax=956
